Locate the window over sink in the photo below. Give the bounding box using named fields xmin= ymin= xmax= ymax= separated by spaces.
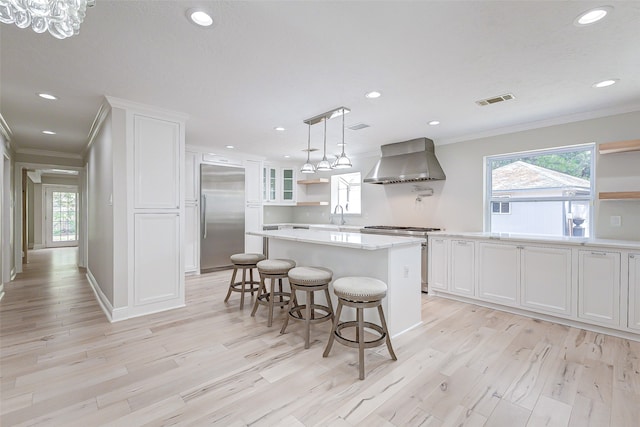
xmin=331 ymin=172 xmax=362 ymax=215
xmin=485 ymin=144 xmax=595 ymax=237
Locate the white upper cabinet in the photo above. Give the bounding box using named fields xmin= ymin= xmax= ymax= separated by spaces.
xmin=578 ymin=250 xmax=621 ymax=327
xmin=262 ymin=165 xmax=295 ymax=204
xmin=629 ymin=253 xmax=640 ymax=331
xmin=133 ymin=115 xmax=180 ymax=209
xmin=520 ymin=245 xmax=572 ymax=316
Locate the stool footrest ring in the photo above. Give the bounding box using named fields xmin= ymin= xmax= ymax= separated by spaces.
xmin=288 ymin=304 xmax=333 ymax=324
xmin=333 ymin=321 xmax=387 ymax=349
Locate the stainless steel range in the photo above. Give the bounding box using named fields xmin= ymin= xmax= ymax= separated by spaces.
xmin=361 ymin=226 xmax=441 ymax=293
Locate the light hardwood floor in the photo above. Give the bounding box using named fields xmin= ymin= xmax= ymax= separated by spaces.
xmin=1 ymin=248 xmax=639 ymax=426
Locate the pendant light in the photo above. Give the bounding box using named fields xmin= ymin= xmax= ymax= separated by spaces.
xmin=300 ymin=123 xmax=316 ymax=174
xmin=333 ymin=108 xmax=352 ymax=169
xmin=316 ymin=119 xmax=332 ymax=171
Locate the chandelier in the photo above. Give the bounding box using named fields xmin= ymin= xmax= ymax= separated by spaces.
xmin=0 ymin=0 xmax=96 ymax=39
xmin=301 ymin=106 xmax=352 ymax=174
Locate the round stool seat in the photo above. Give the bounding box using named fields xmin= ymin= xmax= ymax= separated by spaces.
xmin=257 ymin=259 xmax=296 ymax=274
xmin=333 ymin=276 xmax=387 ymax=301
xmin=288 ymin=266 xmax=333 ymax=284
xmin=230 ymin=253 xmax=266 ymax=265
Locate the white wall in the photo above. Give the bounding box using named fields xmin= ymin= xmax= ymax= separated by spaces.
xmin=87 ymin=111 xmax=115 ymax=305
xmin=291 ymin=110 xmax=640 ymax=240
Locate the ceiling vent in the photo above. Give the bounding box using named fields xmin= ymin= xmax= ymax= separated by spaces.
xmin=475 ymin=93 xmax=515 ymax=106
xmin=348 ymin=123 xmax=370 ymax=130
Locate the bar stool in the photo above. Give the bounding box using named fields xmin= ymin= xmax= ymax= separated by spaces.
xmin=251 ymin=259 xmax=296 ymax=326
xmin=281 ymin=266 xmax=334 ymax=349
xmin=224 ymin=253 xmax=266 ymax=309
xmin=323 ymin=276 xmax=397 ymax=380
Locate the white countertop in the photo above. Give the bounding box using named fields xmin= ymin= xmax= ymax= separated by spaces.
xmin=264 ymin=223 xmax=364 ymax=232
xmin=429 ymin=231 xmax=640 ymax=250
xmin=248 ymin=228 xmax=425 ymax=250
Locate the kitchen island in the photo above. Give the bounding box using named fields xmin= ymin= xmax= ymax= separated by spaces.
xmin=247 ymin=228 xmax=424 ymax=337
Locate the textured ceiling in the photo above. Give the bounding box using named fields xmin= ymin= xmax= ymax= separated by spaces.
xmin=1 ymin=0 xmax=640 ymax=163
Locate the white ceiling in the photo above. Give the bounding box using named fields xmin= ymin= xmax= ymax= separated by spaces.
xmin=2 ymin=1 xmax=640 ymax=163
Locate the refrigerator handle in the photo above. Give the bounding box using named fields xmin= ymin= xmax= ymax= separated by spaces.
xmin=202 ymin=194 xmax=207 ymax=239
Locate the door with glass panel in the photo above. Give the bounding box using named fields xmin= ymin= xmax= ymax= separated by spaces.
xmin=45 ymin=186 xmax=78 ymax=247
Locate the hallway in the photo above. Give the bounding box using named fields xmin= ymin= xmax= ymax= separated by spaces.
xmin=1 ymin=248 xmax=640 ymax=426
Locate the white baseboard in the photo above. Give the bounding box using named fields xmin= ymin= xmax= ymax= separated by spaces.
xmin=34 ymin=244 xmax=45 ymax=250
xmin=85 ymin=270 xmax=130 ymax=322
xmin=0 ymin=283 xmax=4 ymax=302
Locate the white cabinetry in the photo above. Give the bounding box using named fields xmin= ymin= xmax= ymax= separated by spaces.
xmin=263 ymin=165 xmax=295 ymax=204
xmin=578 ymin=250 xmax=621 ymax=327
xmin=133 ymin=116 xmax=180 ymax=209
xmin=128 ymin=106 xmax=185 ymax=317
xmin=245 ymin=159 xmax=263 ymax=254
xmin=428 ymin=237 xmax=448 ymax=291
xmin=185 ymin=151 xmax=199 ymax=202
xmin=629 ymin=253 xmax=640 ymax=331
xmin=478 ymin=242 xmax=519 ymax=306
xmin=520 ymin=246 xmax=572 ymax=316
xmin=184 ymin=204 xmax=199 ymax=273
xmin=449 ymin=240 xmax=475 ymax=296
xmin=184 ymin=151 xmax=199 ymax=274
xmin=134 ymin=214 xmax=180 ymax=305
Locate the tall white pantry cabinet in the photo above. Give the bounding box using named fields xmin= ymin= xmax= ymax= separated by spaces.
xmin=124 ymin=100 xmax=187 ymax=318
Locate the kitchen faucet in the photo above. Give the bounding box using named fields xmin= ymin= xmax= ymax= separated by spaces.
xmin=333 ymin=204 xmax=345 ymax=225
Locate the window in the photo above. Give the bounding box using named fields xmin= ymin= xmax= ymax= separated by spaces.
xmin=485 ymin=144 xmax=594 ymax=237
xmin=330 ymin=172 xmax=361 ymax=215
xmin=491 ymin=201 xmax=510 ymax=214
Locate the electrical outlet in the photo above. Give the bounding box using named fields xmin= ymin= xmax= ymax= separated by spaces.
xmin=610 ymin=215 xmax=621 ymax=227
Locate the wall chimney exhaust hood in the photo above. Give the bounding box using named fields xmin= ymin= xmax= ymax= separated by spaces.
xmin=364 ymin=137 xmax=446 ymax=184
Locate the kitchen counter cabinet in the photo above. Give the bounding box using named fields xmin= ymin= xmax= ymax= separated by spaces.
xmin=629 ymin=253 xmax=640 ymax=331
xmin=429 ymin=231 xmax=639 ymax=341
xmin=449 ymin=239 xmax=475 ymax=296
xmin=477 ymin=242 xmax=519 ymax=306
xmin=578 ymin=250 xmax=621 ymax=327
xmin=520 ymin=245 xmax=572 ymax=317
xmin=428 ymin=237 xmax=448 ymax=291
xmin=248 ymin=229 xmax=423 ymax=337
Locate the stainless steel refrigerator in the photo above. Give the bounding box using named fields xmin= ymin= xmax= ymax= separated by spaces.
xmin=200 ymin=164 xmax=245 ymax=272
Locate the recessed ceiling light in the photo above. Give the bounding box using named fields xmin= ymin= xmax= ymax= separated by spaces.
xmin=225 ymin=145 xmax=234 ymax=149
xmin=37 ymin=93 xmax=58 ymax=100
xmin=283 ymin=155 xmax=291 ymax=158
xmin=365 ymin=91 xmax=382 ymax=99
xmin=575 ymin=6 xmax=613 ymax=26
xmin=274 ymin=126 xmax=285 ymax=131
xmin=187 ymin=9 xmax=213 ymax=27
xmin=592 ymin=79 xmax=618 ymax=88
xmin=42 ymin=130 xmax=56 ymax=135
xmin=428 ymin=120 xmax=440 ymax=126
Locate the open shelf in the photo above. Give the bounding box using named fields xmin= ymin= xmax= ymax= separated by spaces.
xmin=297 ymin=178 xmax=329 ymax=184
xmin=599 ymin=191 xmax=640 ymax=200
xmin=296 ymin=201 xmax=329 ymax=206
xmin=598 ymin=139 xmax=640 ymax=155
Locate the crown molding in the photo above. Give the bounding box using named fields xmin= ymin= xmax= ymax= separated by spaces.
xmin=15 ymin=147 xmax=83 ymax=160
xmin=85 ymin=98 xmax=111 ymax=156
xmin=436 ymin=103 xmax=640 ymax=146
xmin=105 ymin=95 xmax=189 ymax=121
xmin=0 ymin=112 xmax=13 ymax=142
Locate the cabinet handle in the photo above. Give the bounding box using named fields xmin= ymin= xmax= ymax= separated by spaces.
xmin=456 ymin=241 xmax=468 ymax=245
xmin=202 ymin=194 xmax=207 ymax=239
xmin=517 ymin=246 xmax=524 ymax=250
xmin=630 ymin=254 xmax=635 ymax=259
xmin=590 ymin=251 xmax=607 ymax=256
